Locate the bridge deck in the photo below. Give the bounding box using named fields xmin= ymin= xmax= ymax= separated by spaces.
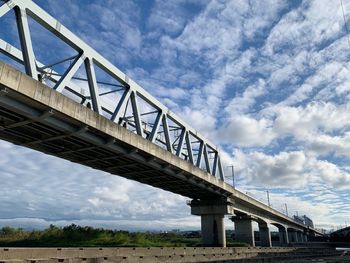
xmin=0 ymin=62 xmax=325 ymax=235
xmin=0 ymin=61 xmax=231 ymax=200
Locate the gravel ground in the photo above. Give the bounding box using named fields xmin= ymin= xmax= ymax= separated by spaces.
xmin=280 ymin=251 xmax=350 ymax=262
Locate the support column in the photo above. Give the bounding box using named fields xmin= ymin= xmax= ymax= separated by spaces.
xmin=201 ymin=214 xmax=225 ymax=247
xmin=308 ymin=230 xmax=316 ymax=238
xmin=297 ymin=231 xmax=303 ymax=243
xmin=303 ymin=233 xmax=308 ymax=242
xmin=303 ymin=229 xmax=309 ymax=243
xmin=232 ymin=215 xmax=255 ymax=246
xmin=278 ymin=226 xmax=289 ymax=246
xmin=258 ymin=222 xmax=272 ymax=247
xmin=189 ymin=199 xmax=233 ymax=247
xmin=288 ymin=229 xmax=298 ymax=243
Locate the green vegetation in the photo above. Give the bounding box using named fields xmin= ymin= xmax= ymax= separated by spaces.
xmin=0 ymin=225 xmax=248 ymax=247
xmin=0 ymin=224 xmax=201 ymax=247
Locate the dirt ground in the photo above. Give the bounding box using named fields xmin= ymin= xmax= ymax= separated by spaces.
xmin=281 ymin=251 xmax=350 ymax=262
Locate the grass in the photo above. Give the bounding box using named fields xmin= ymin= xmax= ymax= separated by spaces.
xmin=0 ymin=224 xmax=248 ymax=247
xmin=0 ymin=224 xmax=201 ymax=247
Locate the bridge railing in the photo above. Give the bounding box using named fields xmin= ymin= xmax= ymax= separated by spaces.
xmin=0 ymin=0 xmax=224 ymax=180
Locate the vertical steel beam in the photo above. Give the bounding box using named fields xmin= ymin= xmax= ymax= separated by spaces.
xmin=15 ymin=6 xmax=38 ymax=80
xmin=162 ymin=114 xmax=173 ymax=153
xmin=54 ymin=53 xmax=85 ymax=92
xmin=85 ymin=58 xmax=101 ymax=114
xmin=149 ymin=111 xmax=162 ymax=142
xmin=130 ymin=91 xmax=144 ymax=137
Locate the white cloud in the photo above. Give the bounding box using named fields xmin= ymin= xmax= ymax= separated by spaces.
xmin=225 ymin=79 xmax=267 ymax=114
xmin=272 ymin=101 xmax=350 ymax=137
xmin=264 ymin=0 xmax=343 ymax=54
xmin=216 ymin=101 xmax=350 ymax=148
xmin=306 ymin=132 xmax=350 ymax=158
xmin=239 ymin=188 xmax=345 ymax=229
xmin=0 ymin=140 xmax=190 ymax=224
xmin=218 ymin=115 xmax=275 ymax=147
xmin=237 ymin=151 xmax=309 ymax=187
xmin=235 ymin=150 xmax=350 ymax=189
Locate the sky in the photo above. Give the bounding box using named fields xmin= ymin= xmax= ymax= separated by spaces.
xmin=0 ymin=0 xmax=350 ymax=232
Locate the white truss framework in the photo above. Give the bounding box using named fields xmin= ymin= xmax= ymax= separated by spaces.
xmin=0 ymin=0 xmax=225 ymax=180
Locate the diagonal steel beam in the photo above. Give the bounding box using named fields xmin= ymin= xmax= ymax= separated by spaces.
xmin=176 ymin=128 xmax=186 ymax=157
xmin=54 ymin=53 xmax=85 ymax=92
xmin=217 ymin=155 xmax=224 ymax=181
xmin=185 ymin=132 xmax=194 ymax=165
xmin=85 ymin=58 xmax=102 ymax=114
xmin=0 ymin=0 xmax=15 ymax=18
xmin=14 ymin=6 xmax=38 ymax=80
xmin=111 ymin=88 xmax=131 ymax=122
xmin=130 ymin=91 xmax=144 ymax=137
xmin=212 ymin=152 xmax=219 ymax=177
xmin=196 ymin=141 xmax=204 ymax=168
xmin=203 ymin=144 xmax=211 ymax=174
xmin=162 ymin=114 xmax=173 ymax=153
xmin=149 ymin=111 xmax=162 ymax=142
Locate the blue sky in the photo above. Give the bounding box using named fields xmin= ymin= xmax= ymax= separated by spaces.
xmin=0 ymin=0 xmax=350 ymax=231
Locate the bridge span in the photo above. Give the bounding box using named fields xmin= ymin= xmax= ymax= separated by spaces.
xmin=0 ymin=0 xmax=322 ymax=247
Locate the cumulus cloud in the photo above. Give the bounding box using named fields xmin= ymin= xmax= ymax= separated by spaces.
xmin=217 ymin=101 xmax=350 ymax=150
xmin=306 ymin=132 xmax=350 ymax=158
xmin=272 ymin=102 xmax=350 ymax=136
xmin=239 ymin=188 xmax=346 ymax=229
xmin=217 ymin=115 xmax=275 ymax=147
xmin=235 ymin=150 xmax=350 ymax=189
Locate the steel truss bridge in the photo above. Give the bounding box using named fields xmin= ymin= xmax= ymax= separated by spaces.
xmin=0 ymin=0 xmax=322 ymax=247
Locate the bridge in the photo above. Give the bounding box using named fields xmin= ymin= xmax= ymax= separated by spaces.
xmin=0 ymin=0 xmax=322 ymax=247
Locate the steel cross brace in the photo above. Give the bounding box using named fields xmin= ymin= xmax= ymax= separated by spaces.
xmin=0 ymin=0 xmax=225 ymax=180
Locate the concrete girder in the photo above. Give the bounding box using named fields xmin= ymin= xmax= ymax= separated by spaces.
xmin=0 ymin=61 xmax=324 ymax=242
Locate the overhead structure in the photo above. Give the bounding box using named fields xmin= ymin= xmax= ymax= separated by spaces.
xmin=0 ymin=0 xmax=225 ymax=180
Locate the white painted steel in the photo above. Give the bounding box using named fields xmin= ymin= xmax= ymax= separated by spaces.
xmin=0 ymin=0 xmax=225 ymax=179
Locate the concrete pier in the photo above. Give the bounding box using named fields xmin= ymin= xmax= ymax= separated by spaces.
xmin=201 ymin=214 xmax=225 ymax=247
xmin=288 ymin=229 xmax=298 ymax=243
xmin=278 ymin=226 xmax=289 ymax=246
xmin=258 ymin=222 xmax=272 ymax=247
xmin=303 ymin=232 xmax=308 ymax=242
xmin=297 ymin=231 xmax=303 ymax=243
xmin=190 ymin=199 xmax=233 ymax=247
xmin=232 ymin=215 xmax=255 ymax=246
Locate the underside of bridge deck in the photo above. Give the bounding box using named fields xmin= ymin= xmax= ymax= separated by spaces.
xmin=0 ymin=62 xmax=324 ymax=247
xmin=0 ymin=62 xmax=230 ymax=200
